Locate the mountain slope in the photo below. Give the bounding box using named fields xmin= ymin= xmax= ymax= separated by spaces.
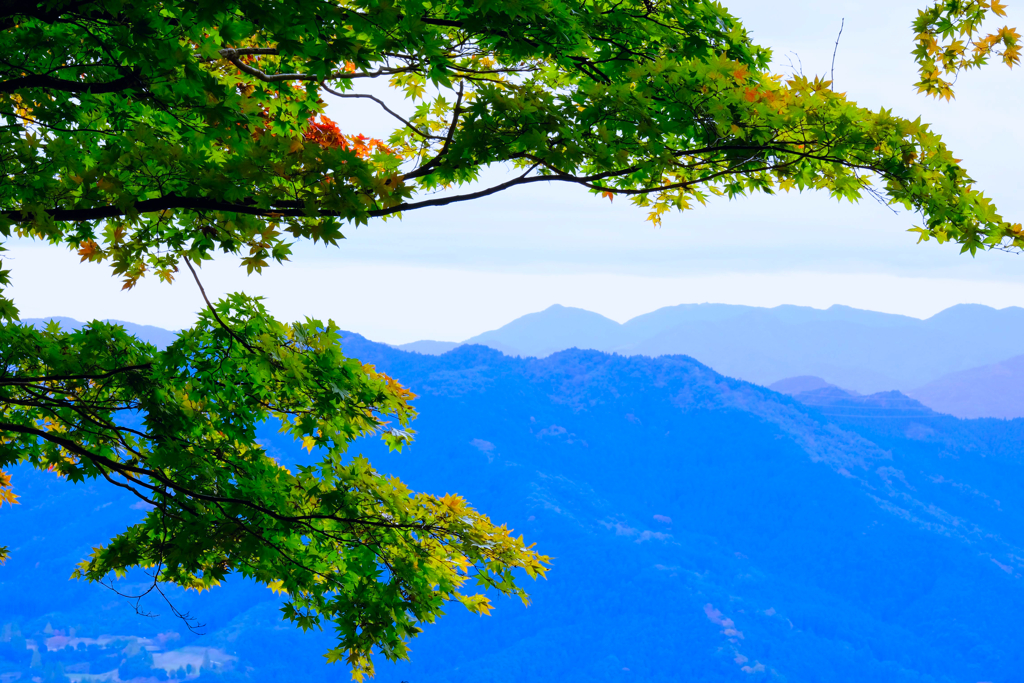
xmin=345 ymin=338 xmax=1024 ymax=682
xmin=768 ymin=375 xmax=842 ymax=395
xmin=908 ymin=354 xmax=1024 ymax=419
xmin=4 ymin=330 xmax=1023 ymax=682
xmin=394 ymin=339 xmax=462 ymax=355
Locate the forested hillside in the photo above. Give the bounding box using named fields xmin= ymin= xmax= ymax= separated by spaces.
xmin=2 ymin=331 xmax=1023 ymax=682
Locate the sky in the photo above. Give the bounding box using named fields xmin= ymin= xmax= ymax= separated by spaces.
xmin=9 ymin=0 xmax=1024 ymax=343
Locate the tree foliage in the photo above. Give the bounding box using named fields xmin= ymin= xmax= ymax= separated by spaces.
xmin=0 ymin=0 xmax=1019 ymax=677
xmin=913 ymin=0 xmax=1020 ymax=100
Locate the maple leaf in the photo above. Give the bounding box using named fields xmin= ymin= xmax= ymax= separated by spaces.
xmin=457 ymin=593 xmax=494 ymax=616
xmin=0 ymin=470 xmax=17 ymax=507
xmin=77 ymin=240 xmax=102 ymax=262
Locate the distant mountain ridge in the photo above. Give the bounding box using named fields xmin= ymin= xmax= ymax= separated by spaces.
xmin=769 ymin=375 xmax=848 ymax=396
xmin=399 ymin=302 xmax=1024 ymax=400
xmin=22 ymin=316 xmax=178 ymax=350
xmin=29 ymin=306 xmax=1024 ymax=418
xmin=908 ymin=354 xmax=1024 ymax=419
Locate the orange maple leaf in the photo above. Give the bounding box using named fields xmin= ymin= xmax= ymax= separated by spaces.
xmin=0 ymin=470 xmax=18 ymax=507
xmin=77 ymin=239 xmax=101 ymax=262
xmin=302 ymin=116 xmax=397 ymax=158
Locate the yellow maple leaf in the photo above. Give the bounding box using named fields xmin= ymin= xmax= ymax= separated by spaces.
xmin=0 ymin=469 xmax=17 ymax=506
xmin=439 ymin=493 xmax=465 ymax=511
xmin=458 ymin=593 xmax=493 ymax=616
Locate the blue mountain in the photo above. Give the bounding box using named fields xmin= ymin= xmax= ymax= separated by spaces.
xmin=22 ymin=317 xmax=179 ymax=350
xmin=419 ymin=302 xmax=1024 ymax=397
xmin=909 ymin=354 xmax=1024 ymax=419
xmin=2 ymin=330 xmax=1024 ymax=682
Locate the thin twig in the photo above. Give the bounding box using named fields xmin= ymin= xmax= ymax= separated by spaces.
xmin=831 ymin=18 xmax=844 ymax=85
xmin=182 ymin=256 xmax=258 ymax=353
xmin=320 ymin=84 xmax=438 ymax=140
xmin=216 ymin=48 xmax=414 ymax=83
xmin=403 ymin=81 xmax=465 ymax=181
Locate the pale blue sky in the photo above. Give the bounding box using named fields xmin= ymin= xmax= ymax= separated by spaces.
xmin=9 ymin=0 xmax=1024 ymax=342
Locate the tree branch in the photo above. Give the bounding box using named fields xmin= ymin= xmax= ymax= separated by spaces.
xmin=402 ymin=81 xmax=465 ymax=181
xmin=0 ymin=71 xmax=143 ymax=95
xmin=0 ymin=364 xmax=153 ymax=386
xmin=0 ymin=421 xmax=445 ymax=532
xmin=320 ymin=84 xmax=438 ymax=141
xmin=216 ymin=48 xmax=416 ymax=83
xmin=182 ymin=257 xmax=259 ymax=354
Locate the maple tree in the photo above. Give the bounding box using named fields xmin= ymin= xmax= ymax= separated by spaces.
xmin=0 ymin=0 xmax=1020 ymax=677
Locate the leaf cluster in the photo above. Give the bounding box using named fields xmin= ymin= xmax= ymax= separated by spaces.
xmin=912 ymin=0 xmax=1020 ymax=100
xmin=0 ymin=295 xmax=548 ymax=679
xmin=1 ymin=0 xmax=1019 ymax=313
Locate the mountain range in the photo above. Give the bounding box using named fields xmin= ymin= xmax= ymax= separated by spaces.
xmin=3 ymin=321 xmax=1024 ymax=682
xmin=28 ymin=302 xmax=1024 ymax=418
xmin=396 ymin=302 xmax=1024 ymax=418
